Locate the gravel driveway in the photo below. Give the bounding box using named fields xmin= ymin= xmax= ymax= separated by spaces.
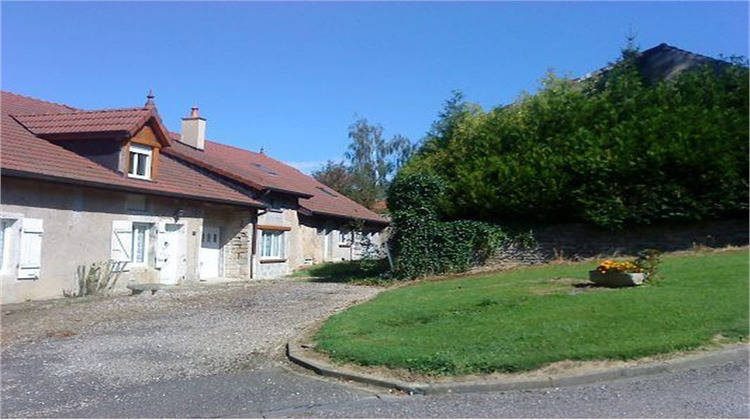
xmin=1 ymin=280 xmax=381 ymax=388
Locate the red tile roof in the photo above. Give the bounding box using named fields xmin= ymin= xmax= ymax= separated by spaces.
xmin=165 ymin=138 xmax=388 ymax=224
xmin=14 ymin=108 xmax=147 ymax=135
xmin=1 ymin=91 xmax=388 ymax=224
xmin=11 ymin=105 xmax=171 ymax=146
xmin=1 ymin=91 xmax=261 ymax=208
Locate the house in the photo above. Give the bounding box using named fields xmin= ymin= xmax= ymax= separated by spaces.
xmin=0 ymin=91 xmax=388 ymax=304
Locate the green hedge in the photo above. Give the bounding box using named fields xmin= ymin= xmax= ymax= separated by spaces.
xmin=405 ymin=52 xmax=749 ymax=230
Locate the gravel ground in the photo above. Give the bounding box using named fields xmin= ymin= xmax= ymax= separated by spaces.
xmin=0 ymin=280 xmax=382 ymax=388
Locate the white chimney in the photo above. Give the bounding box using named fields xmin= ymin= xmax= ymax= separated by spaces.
xmin=181 ymin=106 xmax=206 ymax=150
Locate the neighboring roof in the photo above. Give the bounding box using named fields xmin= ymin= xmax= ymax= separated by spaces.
xmin=165 ymin=136 xmax=388 ymax=224
xmin=579 ymin=43 xmax=727 ymax=84
xmin=1 ymin=91 xmax=261 ymax=208
xmin=634 ymin=43 xmax=727 ymax=83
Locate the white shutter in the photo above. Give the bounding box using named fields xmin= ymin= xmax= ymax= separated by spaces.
xmin=111 ymin=221 xmax=133 ymax=266
xmin=154 ymin=222 xmax=167 ymax=269
xmin=18 ymin=218 xmax=43 ymax=279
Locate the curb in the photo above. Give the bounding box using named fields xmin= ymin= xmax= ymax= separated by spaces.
xmin=287 ymin=341 xmax=749 ymax=395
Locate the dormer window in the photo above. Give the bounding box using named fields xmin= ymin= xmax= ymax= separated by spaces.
xmin=128 ymin=144 xmax=153 ymax=180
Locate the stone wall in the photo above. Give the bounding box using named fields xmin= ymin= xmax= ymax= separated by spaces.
xmin=487 ymin=218 xmax=749 ymax=268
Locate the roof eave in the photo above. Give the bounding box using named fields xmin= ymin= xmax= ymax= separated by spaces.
xmin=1 ymin=168 xmax=264 ymax=209
xmin=301 ymin=207 xmax=389 ymax=226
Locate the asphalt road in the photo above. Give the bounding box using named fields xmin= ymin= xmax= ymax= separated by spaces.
xmin=2 ymin=345 xmax=747 ymax=418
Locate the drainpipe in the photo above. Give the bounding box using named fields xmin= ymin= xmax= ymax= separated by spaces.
xmin=251 ymin=207 xmax=268 ymax=279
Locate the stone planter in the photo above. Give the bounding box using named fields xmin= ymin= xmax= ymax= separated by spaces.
xmin=588 ymin=270 xmax=646 ymax=287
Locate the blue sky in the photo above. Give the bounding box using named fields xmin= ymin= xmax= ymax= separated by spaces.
xmin=2 ymin=1 xmax=748 ymax=173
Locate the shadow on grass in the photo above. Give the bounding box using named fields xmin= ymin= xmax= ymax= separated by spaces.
xmin=292 ymin=259 xmax=390 ymax=285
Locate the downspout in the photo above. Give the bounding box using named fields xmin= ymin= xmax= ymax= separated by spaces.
xmin=251 ymin=207 xmax=268 ymax=280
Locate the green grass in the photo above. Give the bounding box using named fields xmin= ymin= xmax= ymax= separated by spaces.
xmin=314 ymin=249 xmax=749 ymax=375
xmin=290 ymin=259 xmax=390 ymax=285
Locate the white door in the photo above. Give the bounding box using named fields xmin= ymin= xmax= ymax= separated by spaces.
xmin=158 ymin=224 xmax=186 ymax=285
xmin=326 ymin=231 xmax=335 ymax=261
xmin=200 ymin=227 xmax=221 ymax=279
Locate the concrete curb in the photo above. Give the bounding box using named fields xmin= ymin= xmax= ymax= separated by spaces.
xmin=287 ymin=340 xmax=749 ymax=395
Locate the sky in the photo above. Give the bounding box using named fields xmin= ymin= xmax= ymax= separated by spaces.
xmin=2 ymin=1 xmax=748 ymax=173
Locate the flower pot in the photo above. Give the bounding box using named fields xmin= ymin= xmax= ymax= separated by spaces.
xmin=588 ymin=270 xmax=646 ymax=287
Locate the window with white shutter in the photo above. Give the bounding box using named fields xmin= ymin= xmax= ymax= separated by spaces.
xmin=18 ymin=218 xmax=43 ymax=280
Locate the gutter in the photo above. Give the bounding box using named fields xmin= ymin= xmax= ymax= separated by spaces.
xmin=1 ymin=169 xmax=264 ymax=209
xmin=300 ymin=207 xmax=390 ymax=226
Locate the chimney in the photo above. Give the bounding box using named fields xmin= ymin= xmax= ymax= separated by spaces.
xmin=181 ymin=105 xmax=206 ymax=150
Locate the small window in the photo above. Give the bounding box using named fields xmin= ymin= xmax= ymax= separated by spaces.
xmin=339 ymin=230 xmax=351 ymax=246
xmin=252 ymin=163 xmax=278 ymax=176
xmin=268 ymin=197 xmax=283 ymax=212
xmin=260 ymin=230 xmax=285 ymax=259
xmin=128 ymin=144 xmax=153 ymax=180
xmin=316 ymin=186 xmax=339 ymax=198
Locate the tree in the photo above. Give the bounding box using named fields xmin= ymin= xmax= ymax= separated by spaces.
xmin=311 ymin=160 xmax=356 ymax=198
xmin=313 ymin=118 xmax=414 ymax=209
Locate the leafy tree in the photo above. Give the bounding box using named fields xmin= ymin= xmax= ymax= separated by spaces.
xmin=312 ymin=160 xmax=356 ymax=198
xmin=314 ymin=118 xmax=414 ymax=209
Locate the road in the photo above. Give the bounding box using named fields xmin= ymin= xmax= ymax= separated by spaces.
xmin=2 ymin=353 xmax=747 ymax=418
xmin=1 ymin=281 xmax=747 ymax=418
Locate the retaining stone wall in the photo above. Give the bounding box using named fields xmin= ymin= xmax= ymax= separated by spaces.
xmin=486 ymin=218 xmax=748 ymax=268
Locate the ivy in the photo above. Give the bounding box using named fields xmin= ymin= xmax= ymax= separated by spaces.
xmin=387 ymin=173 xmax=509 ymax=279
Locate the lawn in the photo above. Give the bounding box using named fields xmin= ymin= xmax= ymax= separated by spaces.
xmin=314 ymin=249 xmax=749 ymax=376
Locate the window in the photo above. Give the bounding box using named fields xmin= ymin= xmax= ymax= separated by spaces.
xmin=316 ymin=186 xmax=339 ymax=197
xmin=132 ymin=223 xmax=151 ymax=265
xmin=268 ymin=197 xmax=283 ymax=212
xmin=0 ymin=219 xmax=15 ymax=274
xmin=252 ymin=163 xmax=278 ymax=176
xmin=339 ymin=230 xmax=351 ymax=246
xmin=260 ymin=230 xmax=285 ymax=259
xmin=128 ymin=144 xmax=153 ymax=180
xmin=111 ymin=221 xmax=153 ymax=267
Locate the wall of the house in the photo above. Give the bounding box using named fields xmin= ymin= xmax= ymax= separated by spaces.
xmin=202 ymin=207 xmax=253 ymax=281
xmin=0 ymin=177 xmax=254 ymax=304
xmin=296 ymin=216 xmax=386 ymax=269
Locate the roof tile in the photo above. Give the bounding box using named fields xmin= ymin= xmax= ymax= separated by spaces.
xmin=1 ymin=91 xmax=261 ymax=207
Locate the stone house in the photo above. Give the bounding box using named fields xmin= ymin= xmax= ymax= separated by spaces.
xmin=0 ymin=91 xmax=388 ymax=304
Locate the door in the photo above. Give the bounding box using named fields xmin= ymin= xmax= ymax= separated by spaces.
xmin=200 ymin=227 xmax=221 ymax=279
xmin=326 ymin=230 xmax=336 ymax=261
xmin=158 ymin=224 xmax=186 ymax=285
